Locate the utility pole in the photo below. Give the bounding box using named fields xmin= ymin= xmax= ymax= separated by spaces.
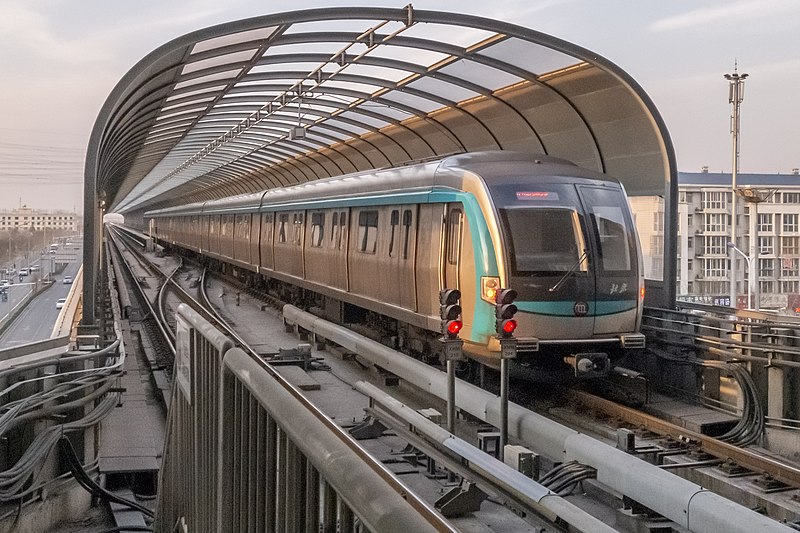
xmin=725 ymin=62 xmax=748 ymax=308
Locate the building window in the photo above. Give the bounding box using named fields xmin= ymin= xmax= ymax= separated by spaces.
xmin=760 ymin=280 xmax=774 ymax=294
xmin=706 ymin=236 xmax=726 ymax=255
xmin=781 ymin=258 xmax=800 ymax=277
xmin=705 ymin=258 xmax=728 ymax=278
xmin=758 ymin=213 xmax=773 ymax=233
xmin=702 ymin=191 xmax=726 ymax=210
xmin=704 ymin=213 xmax=727 ymax=232
xmin=783 ymin=192 xmax=800 ymax=204
xmin=782 ymin=280 xmax=799 ymax=293
xmin=783 ymin=214 xmax=799 ymax=233
xmin=760 ymin=258 xmax=774 ymax=278
xmin=653 ymin=212 xmax=663 ymax=232
xmin=783 ymin=237 xmax=800 ymax=256
xmin=759 ymin=236 xmax=774 ymax=255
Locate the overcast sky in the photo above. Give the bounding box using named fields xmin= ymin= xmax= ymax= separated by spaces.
xmin=0 ymin=0 xmax=798 ymax=212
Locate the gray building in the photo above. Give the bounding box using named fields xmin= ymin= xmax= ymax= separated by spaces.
xmin=630 ymin=169 xmax=800 ymax=310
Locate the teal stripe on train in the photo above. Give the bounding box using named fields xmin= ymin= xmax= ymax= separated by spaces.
xmin=516 ymin=300 xmax=637 ymax=317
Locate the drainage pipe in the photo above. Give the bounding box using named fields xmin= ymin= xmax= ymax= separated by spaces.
xmin=283 ymin=305 xmax=794 ymax=533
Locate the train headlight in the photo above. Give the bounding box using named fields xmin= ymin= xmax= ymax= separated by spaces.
xmin=481 ymin=276 xmax=501 ymax=303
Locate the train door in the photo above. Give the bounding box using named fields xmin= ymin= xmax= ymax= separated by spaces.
xmin=443 ymin=204 xmax=463 ymax=291
xmin=577 ymin=186 xmax=639 ymax=335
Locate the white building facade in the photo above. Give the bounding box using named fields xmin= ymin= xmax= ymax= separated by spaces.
xmin=0 ymin=207 xmax=77 ymax=232
xmin=630 ymin=170 xmax=800 ymax=310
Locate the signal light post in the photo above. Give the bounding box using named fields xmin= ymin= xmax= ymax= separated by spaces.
xmin=495 ymin=288 xmax=518 ymax=460
xmin=439 ymin=289 xmax=464 ymax=436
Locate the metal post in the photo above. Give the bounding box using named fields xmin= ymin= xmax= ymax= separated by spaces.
xmin=446 ymin=359 xmax=456 ymax=434
xmin=725 ymin=65 xmax=748 ymax=308
xmin=443 ymin=339 xmax=463 ymax=435
xmin=499 ymin=338 xmax=517 ymax=461
xmin=750 ymin=199 xmax=758 ymax=310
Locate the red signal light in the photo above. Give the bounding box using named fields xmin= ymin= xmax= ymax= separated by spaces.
xmin=502 ymin=319 xmax=517 ymax=334
xmin=447 ymin=320 xmax=463 ymax=335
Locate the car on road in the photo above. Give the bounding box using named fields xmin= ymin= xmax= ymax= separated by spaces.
xmin=63 ymin=276 xmax=72 ymax=284
xmin=0 ymin=280 xmax=8 ymax=289
xmin=56 ymin=298 xmax=66 ymax=309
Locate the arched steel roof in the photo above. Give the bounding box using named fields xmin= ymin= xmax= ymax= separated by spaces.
xmin=86 ymin=6 xmax=676 ymax=217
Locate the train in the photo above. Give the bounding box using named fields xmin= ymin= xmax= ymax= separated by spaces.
xmin=144 ymin=151 xmax=645 ymax=377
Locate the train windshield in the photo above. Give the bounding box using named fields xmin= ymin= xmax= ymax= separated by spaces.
xmin=578 ymin=186 xmax=637 ymax=273
xmin=498 ymin=207 xmax=587 ymax=275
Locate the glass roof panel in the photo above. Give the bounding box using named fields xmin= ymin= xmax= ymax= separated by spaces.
xmin=438 ymin=59 xmax=523 ymax=90
xmin=337 ymin=62 xmax=410 ymax=82
xmin=379 ymin=90 xmax=442 ymax=113
xmin=191 ymin=26 xmax=279 ymax=54
xmin=322 ymin=119 xmax=370 ymax=135
xmin=174 ymin=69 xmax=243 ymax=90
xmin=250 ymin=62 xmax=325 ymax=74
xmin=369 ymin=45 xmax=448 ymax=69
xmin=401 ymin=23 xmax=497 ymax=48
xmin=310 ymin=125 xmax=351 ymax=140
xmin=337 ymin=111 xmax=391 ymax=129
xmin=166 ymin=85 xmax=227 ymax=102
xmin=319 ymin=79 xmax=384 ymax=94
xmin=358 ymin=102 xmax=416 ymax=120
xmin=406 ymin=77 xmax=480 ymax=103
xmin=182 ymin=49 xmax=259 ymax=75
xmin=479 ymin=38 xmax=580 ymax=76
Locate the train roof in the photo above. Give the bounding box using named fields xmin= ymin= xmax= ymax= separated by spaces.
xmin=145 ymin=151 xmax=622 ymax=217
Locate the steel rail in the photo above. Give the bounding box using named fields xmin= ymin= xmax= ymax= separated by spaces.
xmin=568 ymin=389 xmax=800 ymax=488
xmin=106 ymin=227 xmax=176 ymax=356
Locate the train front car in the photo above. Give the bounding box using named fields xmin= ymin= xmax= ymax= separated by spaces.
xmin=450 ymin=154 xmax=645 ymax=378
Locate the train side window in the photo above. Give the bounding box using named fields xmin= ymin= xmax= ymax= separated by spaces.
xmin=357 ymin=210 xmax=378 ymax=254
xmin=310 ymin=212 xmax=324 ymax=247
xmin=331 ymin=212 xmax=339 ymax=246
xmin=292 ymin=213 xmax=303 ymax=245
xmin=389 ymin=210 xmax=399 ymax=257
xmin=278 ymin=213 xmax=289 ymax=243
xmin=338 ymin=211 xmax=347 ymax=250
xmin=446 ymin=209 xmax=462 ymax=265
xmin=402 ymin=209 xmax=413 ymax=259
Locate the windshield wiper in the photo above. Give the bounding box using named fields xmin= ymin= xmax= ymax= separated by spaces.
xmin=548 ymin=250 xmax=587 ymax=293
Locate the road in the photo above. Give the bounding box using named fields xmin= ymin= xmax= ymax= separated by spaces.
xmin=0 ymin=252 xmax=82 ymax=348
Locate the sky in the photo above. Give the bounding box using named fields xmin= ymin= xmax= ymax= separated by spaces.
xmin=0 ymin=0 xmax=798 ymax=213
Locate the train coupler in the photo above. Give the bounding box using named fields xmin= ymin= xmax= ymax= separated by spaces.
xmin=565 ymin=352 xmax=610 ymax=378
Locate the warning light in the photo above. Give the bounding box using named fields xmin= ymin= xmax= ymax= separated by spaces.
xmin=501 ymin=319 xmax=517 ymax=335
xmin=447 ymin=320 xmax=463 ymax=336
xmin=640 ymin=286 xmax=646 ymax=299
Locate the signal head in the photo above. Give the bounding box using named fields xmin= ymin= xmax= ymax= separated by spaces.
xmin=495 ymin=288 xmax=517 ymax=305
xmin=495 ymin=303 xmax=518 ymax=319
xmin=440 ymin=304 xmax=462 ymax=321
xmin=445 ymin=320 xmax=463 ymax=338
xmin=439 ymin=288 xmax=461 ymax=306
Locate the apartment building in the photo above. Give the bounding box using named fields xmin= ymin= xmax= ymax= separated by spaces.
xmin=0 ymin=207 xmax=77 ymax=232
xmin=630 ymin=169 xmax=800 ymax=310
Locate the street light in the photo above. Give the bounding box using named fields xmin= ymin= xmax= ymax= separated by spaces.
xmin=735 ymin=187 xmax=775 ymax=312
xmin=727 ymin=242 xmax=753 ymax=309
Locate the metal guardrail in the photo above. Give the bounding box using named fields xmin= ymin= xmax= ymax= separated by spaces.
xmin=155 ymin=304 xmax=453 ymax=533
xmin=154 ymin=304 xmax=233 ymax=533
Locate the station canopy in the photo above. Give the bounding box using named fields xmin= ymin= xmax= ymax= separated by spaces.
xmin=87 ymin=6 xmax=675 ymax=217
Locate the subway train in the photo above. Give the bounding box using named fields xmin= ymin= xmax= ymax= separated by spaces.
xmin=144 ymin=151 xmax=645 ymax=377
